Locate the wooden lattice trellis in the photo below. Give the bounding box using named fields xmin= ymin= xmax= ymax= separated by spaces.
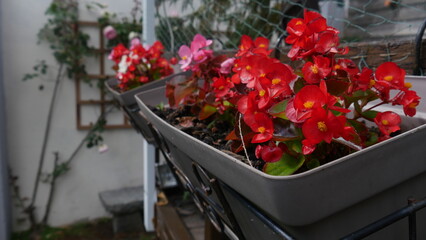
xmin=75 ymin=21 xmax=131 ymax=130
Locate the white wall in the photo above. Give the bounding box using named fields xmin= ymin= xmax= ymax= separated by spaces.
xmin=1 ymin=0 xmax=147 ymax=230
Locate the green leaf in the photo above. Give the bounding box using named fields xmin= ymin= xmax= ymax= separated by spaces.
xmin=354 ymin=101 xmax=362 ymax=114
xmin=344 ymin=90 xmax=379 ymax=107
xmin=223 ymin=100 xmax=233 ymax=107
xmin=199 ymin=104 xmax=217 ymax=120
xmin=365 ymin=132 xmax=379 ymax=147
xmin=268 ymin=99 xmax=288 ymax=120
xmin=156 ymin=102 xmax=165 ymax=111
xmin=293 ymin=78 xmax=305 ymax=93
xmin=362 ymin=110 xmax=378 ymax=120
xmin=22 ymin=73 xmax=38 ymax=81
xmin=347 ymin=119 xmax=368 ymax=134
xmin=287 ymin=141 xmax=302 ymax=153
xmin=306 ymin=159 xmax=320 ymax=170
xmin=263 ymin=153 xmax=305 ymax=176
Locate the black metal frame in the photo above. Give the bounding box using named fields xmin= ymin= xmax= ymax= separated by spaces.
xmin=414 ymin=18 xmax=426 ymax=75
xmin=125 ymin=104 xmax=426 ymax=239
xmin=341 ymin=197 xmax=426 ymax=240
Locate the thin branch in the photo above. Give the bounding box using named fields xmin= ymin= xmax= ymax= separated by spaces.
xmin=8 ymin=166 xmax=31 ymax=218
xmin=41 ymin=152 xmax=59 ymax=225
xmin=28 ymin=63 xmax=64 ymax=227
xmin=65 ymin=106 xmax=113 ymax=166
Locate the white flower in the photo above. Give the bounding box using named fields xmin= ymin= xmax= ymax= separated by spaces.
xmin=98 ymin=143 xmax=109 ymax=153
xmin=128 ymin=31 xmax=140 ymax=40
xmin=118 ymin=55 xmax=129 ymax=73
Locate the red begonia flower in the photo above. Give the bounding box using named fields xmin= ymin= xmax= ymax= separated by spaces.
xmin=246 ymin=112 xmax=274 ymax=143
xmin=375 ymin=62 xmax=406 ymax=90
xmin=237 ymin=91 xmax=257 ymax=114
xmin=238 ymin=55 xmax=270 ymax=88
xmin=285 ymin=10 xmax=327 ymax=59
xmin=212 ymin=76 xmax=234 ymax=98
xmin=302 ymin=108 xmax=344 ymax=145
xmin=236 ymin=35 xmax=255 ymax=57
xmin=109 ymin=44 xmax=129 ymax=63
xmin=352 ymin=67 xmax=374 ymax=91
xmin=374 ymin=111 xmax=401 ymax=136
xmin=293 ymin=85 xmax=327 ymax=113
xmin=255 ymin=144 xmax=283 ymax=163
xmin=396 ymin=90 xmax=421 ymax=117
xmin=334 ymin=59 xmax=359 ymax=78
xmin=302 ymin=55 xmax=331 ymax=84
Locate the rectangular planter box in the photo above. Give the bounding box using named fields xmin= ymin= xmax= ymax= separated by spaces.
xmin=105 ymin=72 xmax=189 ymax=146
xmin=135 ymin=75 xmax=426 ymax=239
xmin=105 ymin=71 xmax=191 ymax=107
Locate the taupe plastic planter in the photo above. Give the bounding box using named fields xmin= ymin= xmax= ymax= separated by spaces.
xmin=135 ymin=76 xmax=426 ymax=239
xmin=105 ymin=72 xmax=190 ymax=146
xmin=105 ymin=72 xmax=190 ymax=107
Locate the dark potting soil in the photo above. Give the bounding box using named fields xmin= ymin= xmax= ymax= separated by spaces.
xmin=151 ymin=105 xmax=265 ymax=170
xmin=150 ymin=105 xmax=373 ymax=174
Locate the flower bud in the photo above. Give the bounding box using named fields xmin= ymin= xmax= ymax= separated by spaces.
xmin=103 ymin=25 xmax=117 ymax=40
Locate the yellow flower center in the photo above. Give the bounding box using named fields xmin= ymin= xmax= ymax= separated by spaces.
xmin=259 ymin=73 xmax=266 ymax=78
xmin=334 ymin=64 xmax=341 ymax=69
xmin=246 ymin=65 xmax=252 ymax=70
xmin=219 ymin=86 xmax=224 ymax=90
xmin=258 ymin=126 xmax=266 ymax=133
xmin=384 ymin=75 xmax=393 ymax=81
xmin=404 ymin=82 xmax=412 ymax=88
xmin=272 ymin=78 xmax=281 ymax=85
xmin=259 ymin=90 xmax=266 ymax=97
xmin=311 ymin=65 xmax=319 ymax=74
xmin=370 ymin=79 xmax=376 ymax=86
xmin=303 ymin=101 xmax=315 ymax=109
xmin=381 ymin=120 xmax=389 ymax=125
xmin=182 ymin=56 xmax=187 ymax=60
xmin=296 ymin=20 xmax=303 ymax=26
xmin=258 ymin=44 xmax=266 ymax=48
xmin=409 ymin=102 xmax=418 ymax=108
xmin=317 ymin=121 xmax=327 ymax=132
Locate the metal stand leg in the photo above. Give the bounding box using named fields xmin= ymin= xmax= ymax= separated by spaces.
xmin=143 ymin=138 xmax=156 ymax=232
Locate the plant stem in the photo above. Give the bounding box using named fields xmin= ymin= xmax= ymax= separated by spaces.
xmin=64 ymin=107 xmax=112 ymax=167
xmin=38 ymin=107 xmax=110 ymax=227
xmin=41 ymin=152 xmax=59 ymax=225
xmin=7 ymin=166 xmax=31 ymax=220
xmin=238 ymin=114 xmax=253 ymax=167
xmin=28 ymin=63 xmax=64 ymax=229
xmin=365 ymin=101 xmax=386 ymax=112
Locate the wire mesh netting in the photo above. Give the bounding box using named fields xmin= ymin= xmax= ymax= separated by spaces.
xmin=153 ymin=0 xmax=426 ymax=73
